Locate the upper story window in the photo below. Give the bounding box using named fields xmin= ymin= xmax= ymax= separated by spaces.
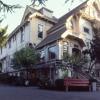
xmin=38 ymin=24 xmax=43 ymax=38
xmin=83 ymin=27 xmax=90 ymax=34
xmin=48 ymin=46 xmax=57 ymax=60
xmin=13 ymin=34 xmax=16 ymax=42
xmin=9 ymin=40 xmax=11 ymax=48
xmin=20 ymin=27 xmax=24 ymax=42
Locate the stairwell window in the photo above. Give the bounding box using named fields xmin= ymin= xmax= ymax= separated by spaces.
xmin=83 ymin=27 xmax=90 ymax=34
xmin=38 ymin=24 xmax=43 ymax=38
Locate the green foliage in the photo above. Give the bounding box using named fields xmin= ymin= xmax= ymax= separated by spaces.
xmin=0 ymin=0 xmax=21 ymax=13
xmin=0 ymin=26 xmax=8 ymax=47
xmin=62 ymin=70 xmax=68 ymax=78
xmin=12 ymin=46 xmax=40 ymax=70
xmin=63 ymin=51 xmax=88 ymax=68
xmin=92 ymin=35 xmax=100 ymax=62
xmin=0 ymin=1 xmax=21 ymax=48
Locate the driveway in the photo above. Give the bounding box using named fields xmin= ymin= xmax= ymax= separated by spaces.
xmin=0 ymin=86 xmax=99 ymax=100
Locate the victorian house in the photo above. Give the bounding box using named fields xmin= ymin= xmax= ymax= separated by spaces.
xmin=0 ymin=0 xmax=100 ymax=83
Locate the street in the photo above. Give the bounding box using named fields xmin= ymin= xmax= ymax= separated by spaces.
xmin=0 ymin=86 xmax=100 ymax=100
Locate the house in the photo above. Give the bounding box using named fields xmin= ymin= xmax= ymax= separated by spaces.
xmin=0 ymin=6 xmax=57 ymax=72
xmin=36 ymin=0 xmax=100 ymax=82
xmin=0 ymin=0 xmax=100 ymax=83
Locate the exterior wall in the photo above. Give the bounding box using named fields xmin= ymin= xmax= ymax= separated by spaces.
xmin=30 ymin=17 xmax=53 ymax=45
xmin=0 ymin=8 xmax=54 ymax=72
xmin=0 ymin=23 xmax=31 ymax=72
xmin=79 ymin=17 xmax=93 ymax=41
xmin=39 ymin=42 xmax=59 ymax=62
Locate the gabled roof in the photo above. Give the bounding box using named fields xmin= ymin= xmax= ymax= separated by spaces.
xmin=47 ymin=1 xmax=87 ymax=34
xmin=8 ymin=20 xmax=29 ymax=40
xmin=8 ymin=6 xmax=57 ymax=41
xmin=21 ymin=6 xmax=38 ymax=23
xmin=36 ymin=1 xmax=88 ymax=49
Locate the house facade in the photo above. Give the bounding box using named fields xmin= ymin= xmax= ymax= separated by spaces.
xmin=0 ymin=6 xmax=57 ymax=72
xmin=0 ymin=0 xmax=100 ymax=81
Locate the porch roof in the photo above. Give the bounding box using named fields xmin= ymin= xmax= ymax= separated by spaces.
xmin=36 ymin=27 xmax=66 ymax=49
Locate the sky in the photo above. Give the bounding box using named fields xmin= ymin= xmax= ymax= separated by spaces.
xmin=1 ymin=0 xmax=85 ymax=34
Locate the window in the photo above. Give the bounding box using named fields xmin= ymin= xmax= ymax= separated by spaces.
xmin=13 ymin=35 xmax=16 ymax=42
xmin=48 ymin=46 xmax=57 ymax=60
xmin=38 ymin=24 xmax=43 ymax=38
xmin=9 ymin=40 xmax=11 ymax=48
xmin=20 ymin=27 xmax=24 ymax=42
xmin=83 ymin=27 xmax=90 ymax=34
xmin=1 ymin=47 xmax=2 ymax=54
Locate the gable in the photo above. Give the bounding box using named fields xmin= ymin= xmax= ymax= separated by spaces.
xmin=21 ymin=6 xmax=37 ymax=24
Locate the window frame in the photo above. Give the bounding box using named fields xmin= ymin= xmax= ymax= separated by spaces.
xmin=83 ymin=26 xmax=90 ymax=34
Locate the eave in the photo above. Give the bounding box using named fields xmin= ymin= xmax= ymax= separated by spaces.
xmin=29 ymin=12 xmax=57 ymax=24
xmin=80 ymin=10 xmax=95 ymax=22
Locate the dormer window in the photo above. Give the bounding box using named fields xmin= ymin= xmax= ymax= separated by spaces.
xmin=38 ymin=24 xmax=43 ymax=38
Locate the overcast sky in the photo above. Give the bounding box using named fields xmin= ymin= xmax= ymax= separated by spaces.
xmin=1 ymin=0 xmax=85 ymax=34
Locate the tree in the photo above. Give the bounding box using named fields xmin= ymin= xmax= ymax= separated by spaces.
xmin=12 ymin=46 xmax=40 ymax=85
xmin=0 ymin=0 xmax=21 ymax=13
xmin=0 ymin=1 xmax=21 ymax=47
xmin=62 ymin=51 xmax=88 ymax=78
xmin=12 ymin=46 xmax=40 ymax=70
xmin=0 ymin=26 xmax=8 ymax=47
